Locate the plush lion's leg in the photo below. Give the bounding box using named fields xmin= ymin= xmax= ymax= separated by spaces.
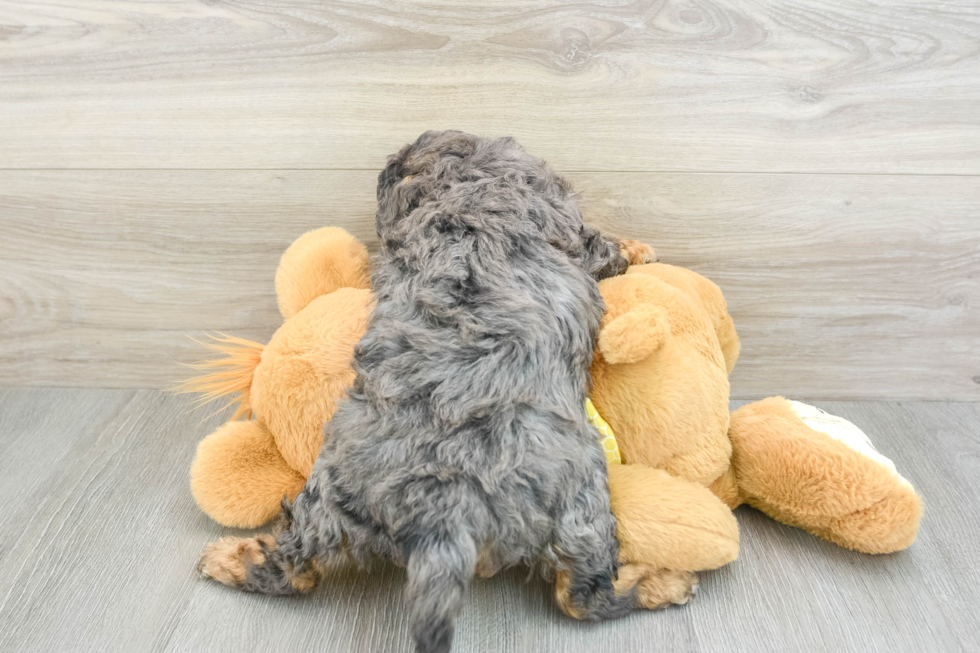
xmin=608 ymin=463 xmax=740 ymax=572
xmin=728 ymin=397 xmax=923 ymax=553
xmin=191 ymin=420 xmax=306 ymax=528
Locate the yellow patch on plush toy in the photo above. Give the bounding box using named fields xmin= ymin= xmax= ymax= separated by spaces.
xmin=586 ymin=398 xmax=621 ymax=465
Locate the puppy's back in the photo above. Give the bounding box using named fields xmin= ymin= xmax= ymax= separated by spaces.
xmin=319 ymin=131 xmax=624 ymax=652
xmin=360 ymin=131 xmax=606 ymax=426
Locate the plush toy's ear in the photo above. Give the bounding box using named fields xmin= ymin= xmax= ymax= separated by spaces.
xmin=276 ymin=227 xmax=371 ymax=320
xmin=597 ymin=274 xmax=672 ymax=365
xmin=625 ymin=264 xmax=739 ymax=373
xmin=598 ymin=306 xmax=670 ymax=365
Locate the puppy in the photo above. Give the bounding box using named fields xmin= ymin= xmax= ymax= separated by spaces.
xmin=198 ymin=131 xmax=691 ymax=653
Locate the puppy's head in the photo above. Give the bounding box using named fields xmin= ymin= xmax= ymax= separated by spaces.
xmin=376 ymin=130 xmax=479 ymax=243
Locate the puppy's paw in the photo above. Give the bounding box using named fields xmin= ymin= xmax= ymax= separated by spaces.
xmin=635 ymin=568 xmax=698 ymax=610
xmin=197 ymin=535 xmax=275 ymax=588
xmin=619 ymin=239 xmax=657 ymax=265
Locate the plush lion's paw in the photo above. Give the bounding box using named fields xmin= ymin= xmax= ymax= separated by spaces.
xmin=619 ymin=239 xmax=657 ymax=265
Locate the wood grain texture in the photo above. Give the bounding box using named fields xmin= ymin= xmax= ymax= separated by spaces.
xmin=2 ymin=170 xmax=977 ymax=399
xmin=0 ymin=388 xmax=225 ymax=652
xmin=577 ymin=172 xmax=980 ymax=401
xmin=0 ymin=389 xmax=977 ymax=652
xmin=1 ymin=0 xmax=979 ymax=172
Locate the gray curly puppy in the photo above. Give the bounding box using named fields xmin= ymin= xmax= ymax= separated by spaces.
xmin=198 ymin=131 xmax=688 ymax=653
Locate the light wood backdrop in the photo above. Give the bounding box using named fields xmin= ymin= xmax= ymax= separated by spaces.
xmin=1 ymin=0 xmax=978 ymax=400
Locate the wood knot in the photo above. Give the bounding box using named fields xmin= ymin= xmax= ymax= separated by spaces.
xmin=558 ymin=28 xmax=594 ymax=69
xmin=679 ymin=9 xmax=703 ymax=24
xmin=798 ymin=85 xmax=823 ymax=103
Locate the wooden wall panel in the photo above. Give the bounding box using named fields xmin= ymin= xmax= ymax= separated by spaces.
xmin=1 ymin=0 xmax=978 ymax=173
xmin=2 ymin=170 xmax=976 ymax=399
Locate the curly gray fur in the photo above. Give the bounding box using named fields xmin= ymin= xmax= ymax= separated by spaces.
xmin=214 ymin=131 xmax=639 ymax=652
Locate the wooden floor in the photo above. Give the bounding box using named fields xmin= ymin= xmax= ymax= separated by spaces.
xmin=0 ymin=388 xmax=976 ymax=653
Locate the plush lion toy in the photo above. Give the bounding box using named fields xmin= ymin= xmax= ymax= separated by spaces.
xmin=593 ymin=265 xmax=923 ymax=568
xmin=182 ymin=227 xmax=372 ymax=527
xmin=184 ymin=227 xmax=921 ymax=576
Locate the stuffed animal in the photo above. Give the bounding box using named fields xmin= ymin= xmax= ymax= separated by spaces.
xmin=184 ymin=227 xmax=921 ymax=575
xmin=183 ymin=227 xmax=372 ymax=528
xmin=183 ymin=226 xmax=739 ymax=578
xmin=592 ymin=264 xmax=923 ymax=567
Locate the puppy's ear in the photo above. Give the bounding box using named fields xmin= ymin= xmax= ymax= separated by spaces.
xmin=598 ymin=306 xmax=670 ymax=365
xmin=597 ymin=274 xmax=670 ymax=365
xmin=377 ymin=156 xmax=404 ymax=200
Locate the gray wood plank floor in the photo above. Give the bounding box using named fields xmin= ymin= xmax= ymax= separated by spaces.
xmin=0 ymin=388 xmax=976 ymax=652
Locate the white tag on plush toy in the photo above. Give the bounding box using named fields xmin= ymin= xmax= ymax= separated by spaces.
xmin=787 ymin=401 xmax=913 ymax=491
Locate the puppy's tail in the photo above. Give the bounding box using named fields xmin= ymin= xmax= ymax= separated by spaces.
xmin=405 ymin=531 xmax=477 ymax=653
